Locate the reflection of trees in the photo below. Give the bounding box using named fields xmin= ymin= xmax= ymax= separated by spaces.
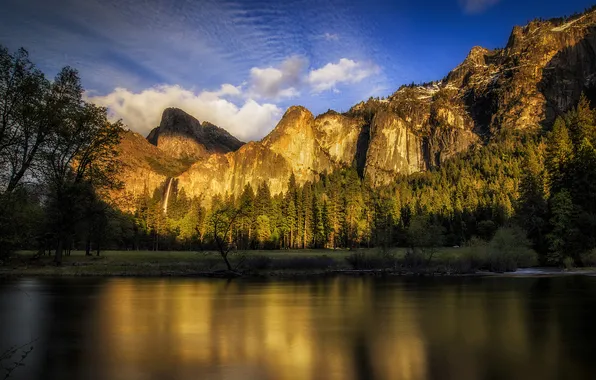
xmin=90 ymin=278 xmax=429 ymax=380
xmin=10 ymin=276 xmax=589 ymax=380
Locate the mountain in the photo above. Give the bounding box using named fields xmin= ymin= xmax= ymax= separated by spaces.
xmin=115 ymin=9 xmax=596 ymax=207
xmin=146 ymin=108 xmax=244 ymax=160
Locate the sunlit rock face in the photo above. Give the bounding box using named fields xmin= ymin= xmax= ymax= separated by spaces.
xmin=114 ymin=9 xmax=596 ymax=202
xmin=363 ymin=110 xmax=425 ymax=186
xmin=313 ymin=110 xmax=364 ymax=165
xmin=113 ymin=130 xmax=185 ymax=210
xmin=446 ymin=11 xmax=596 ymax=132
xmin=147 ymin=108 xmax=244 ymax=160
xmin=178 ymin=107 xmax=342 ymax=202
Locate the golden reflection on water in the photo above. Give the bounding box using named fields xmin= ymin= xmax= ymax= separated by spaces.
xmin=93 ymin=278 xmax=427 ymax=380
xmin=82 ymin=277 xmax=589 ymax=380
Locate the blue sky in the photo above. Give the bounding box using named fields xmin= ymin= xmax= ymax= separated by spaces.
xmin=1 ymin=0 xmax=594 ymax=141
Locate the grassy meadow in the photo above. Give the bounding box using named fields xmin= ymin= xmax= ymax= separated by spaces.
xmin=0 ymin=245 xmax=531 ymax=277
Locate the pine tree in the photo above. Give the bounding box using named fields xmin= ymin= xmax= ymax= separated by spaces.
xmin=571 ymin=94 xmax=596 ymax=145
xmin=545 ymin=117 xmax=573 ymax=192
xmin=517 ymin=149 xmax=548 ymax=252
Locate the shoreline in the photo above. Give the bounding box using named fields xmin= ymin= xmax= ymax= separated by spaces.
xmin=1 ymin=267 xmax=595 ymax=279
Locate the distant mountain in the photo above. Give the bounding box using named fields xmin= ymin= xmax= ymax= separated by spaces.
xmin=146 ymin=108 xmax=244 ymax=160
xmin=115 ymin=8 xmax=596 ymax=207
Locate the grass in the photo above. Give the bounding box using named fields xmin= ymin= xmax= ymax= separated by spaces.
xmin=0 ymin=245 xmax=537 ymax=278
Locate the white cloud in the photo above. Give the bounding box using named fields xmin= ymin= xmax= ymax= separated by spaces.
xmin=87 ymin=85 xmax=282 ymax=142
xmin=307 ymin=58 xmax=380 ymax=93
xmin=323 ymin=33 xmax=339 ymax=41
xmin=215 ymin=84 xmax=242 ymax=97
xmin=86 ymin=56 xmax=382 ymax=142
xmin=248 ymin=56 xmax=308 ymax=99
xmin=458 ymin=0 xmax=500 ymax=14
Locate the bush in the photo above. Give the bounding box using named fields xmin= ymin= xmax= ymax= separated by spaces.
xmin=241 ymin=255 xmax=273 ymax=271
xmin=401 ymin=248 xmax=427 ymax=268
xmin=345 ymin=251 xmax=391 ymax=270
xmin=563 ymin=256 xmax=575 ymax=270
xmin=272 ymin=256 xmax=336 ymax=270
xmin=453 ymin=238 xmax=489 ymax=272
xmin=487 ymin=227 xmax=538 ymax=272
xmin=580 ymin=250 xmax=596 ymax=267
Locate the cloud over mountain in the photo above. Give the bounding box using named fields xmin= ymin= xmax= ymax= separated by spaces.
xmin=248 ymin=56 xmax=308 ymax=99
xmin=307 ymin=58 xmax=380 ymax=93
xmin=89 ymin=56 xmax=381 ymax=141
xmin=88 ymin=85 xmax=282 ymax=142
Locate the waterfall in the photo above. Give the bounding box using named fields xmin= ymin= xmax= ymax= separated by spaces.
xmin=163 ymin=178 xmax=174 ymax=214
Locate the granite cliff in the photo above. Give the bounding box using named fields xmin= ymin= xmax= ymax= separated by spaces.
xmin=115 ymin=9 xmax=596 ymax=206
xmin=146 ymin=108 xmax=244 ymax=160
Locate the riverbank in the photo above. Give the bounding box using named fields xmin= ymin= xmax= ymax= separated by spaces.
xmin=1 ymin=249 xmax=594 ymax=278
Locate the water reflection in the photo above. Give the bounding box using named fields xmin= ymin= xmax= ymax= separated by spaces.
xmin=1 ymin=276 xmax=596 ymax=380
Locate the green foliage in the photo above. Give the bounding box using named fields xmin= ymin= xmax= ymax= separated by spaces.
xmin=545 ymin=190 xmax=573 ymax=264
xmin=345 ymin=251 xmax=394 ymax=270
xmin=563 ymin=256 xmax=575 ymax=270
xmin=241 ymin=255 xmax=273 ymax=271
xmin=0 ymin=45 xmax=124 ymax=263
xmin=580 ymin=249 xmax=596 ymax=267
xmin=271 ymin=256 xmax=335 ymax=270
xmin=486 ymin=227 xmax=537 ymax=272
xmin=407 ymin=215 xmax=445 ymax=248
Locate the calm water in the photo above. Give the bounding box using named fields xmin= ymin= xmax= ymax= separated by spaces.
xmin=1 ymin=276 xmax=596 ymax=380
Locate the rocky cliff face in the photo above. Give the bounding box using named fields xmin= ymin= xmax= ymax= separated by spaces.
xmin=115 ymin=9 xmax=596 ymax=204
xmin=146 ymin=108 xmax=244 ymax=160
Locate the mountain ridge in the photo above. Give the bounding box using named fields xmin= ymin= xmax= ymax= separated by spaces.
xmin=146 ymin=108 xmax=245 ymax=161
xmin=115 ymin=7 xmax=596 ymax=208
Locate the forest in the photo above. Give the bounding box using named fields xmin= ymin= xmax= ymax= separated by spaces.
xmin=2 ymin=45 xmax=596 ymax=268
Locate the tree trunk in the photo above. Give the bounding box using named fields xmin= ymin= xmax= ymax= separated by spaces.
xmin=55 ymin=238 xmax=63 ymax=266
xmin=222 ymin=253 xmax=233 ymax=271
xmin=85 ymin=237 xmax=91 ymax=256
xmin=303 ymin=218 xmax=307 ymax=249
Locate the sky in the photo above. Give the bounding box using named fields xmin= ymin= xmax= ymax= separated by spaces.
xmin=1 ymin=0 xmax=594 ymax=141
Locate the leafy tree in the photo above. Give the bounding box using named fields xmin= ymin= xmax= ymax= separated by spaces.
xmin=545 ymin=190 xmax=574 ymax=264
xmin=39 ymin=69 xmax=123 ymax=264
xmin=0 ymin=47 xmax=50 ymax=194
xmin=407 ymin=215 xmax=445 ymax=265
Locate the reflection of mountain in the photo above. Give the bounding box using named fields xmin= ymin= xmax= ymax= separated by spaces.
xmin=2 ymin=278 xmax=596 ymax=379
xmin=81 ymin=277 xmax=595 ymax=380
xmin=91 ymin=278 xmax=428 ymax=380
xmin=115 ymin=9 xmax=596 ymax=207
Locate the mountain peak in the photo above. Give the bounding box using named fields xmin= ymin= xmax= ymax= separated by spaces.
xmin=146 ymin=108 xmax=244 ymax=160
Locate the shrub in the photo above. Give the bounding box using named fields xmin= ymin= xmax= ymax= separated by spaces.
xmin=401 ymin=248 xmax=427 ymax=269
xmin=455 ymin=238 xmax=489 ymax=271
xmin=486 ymin=227 xmax=538 ymax=272
xmin=272 ymin=256 xmax=336 ymax=270
xmin=580 ymin=250 xmax=596 ymax=267
xmin=241 ymin=255 xmax=273 ymax=271
xmin=345 ymin=251 xmax=389 ymax=270
xmin=563 ymin=256 xmax=575 ymax=270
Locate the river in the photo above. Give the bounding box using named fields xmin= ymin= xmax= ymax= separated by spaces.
xmin=1 ymin=276 xmax=595 ymax=380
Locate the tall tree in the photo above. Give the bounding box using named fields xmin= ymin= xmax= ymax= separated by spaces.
xmin=0 ymin=46 xmax=50 ymax=194
xmin=545 ymin=117 xmax=573 ymax=193
xmin=517 ymin=149 xmax=548 ymax=252
xmin=40 ymin=68 xmax=123 ymax=264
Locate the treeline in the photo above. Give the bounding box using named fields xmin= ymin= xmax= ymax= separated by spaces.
xmin=124 ymin=127 xmax=529 ymax=254
xmin=518 ymin=95 xmax=596 ymax=266
xmin=124 ymin=96 xmax=596 ymax=267
xmin=0 ymin=46 xmax=123 ymax=264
